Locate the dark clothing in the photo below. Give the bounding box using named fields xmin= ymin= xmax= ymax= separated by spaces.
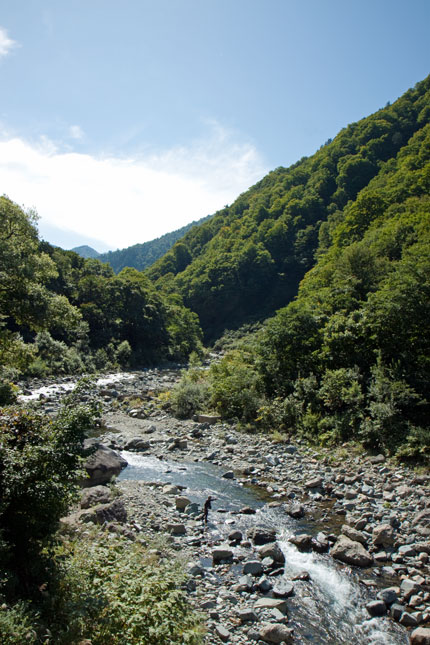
xmin=203 ymin=497 xmax=212 ymax=524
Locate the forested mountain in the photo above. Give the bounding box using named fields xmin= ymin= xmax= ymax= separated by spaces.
xmin=147 ymin=76 xmax=430 ymax=342
xmin=97 ymin=215 xmax=211 ymax=273
xmin=164 ymin=75 xmax=430 ymax=459
xmin=0 ymin=197 xmax=202 ymax=379
xmin=71 ymin=245 xmax=100 ymax=259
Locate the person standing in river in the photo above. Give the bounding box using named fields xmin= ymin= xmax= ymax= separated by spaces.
xmin=203 ymin=495 xmax=216 ymax=524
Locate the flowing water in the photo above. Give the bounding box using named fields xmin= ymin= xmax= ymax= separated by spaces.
xmin=119 ymin=453 xmax=409 ymax=644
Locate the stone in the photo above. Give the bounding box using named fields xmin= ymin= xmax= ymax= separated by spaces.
xmin=222 ymin=470 xmax=235 ymax=479
xmin=212 ymin=547 xmax=234 ymax=563
xmin=80 ymin=485 xmax=113 ymax=509
xmin=243 ymin=560 xmax=264 ymax=576
xmin=258 ymin=542 xmax=285 ymax=563
xmin=257 ymin=576 xmax=273 ymax=593
xmin=399 ymin=611 xmax=419 ymax=627
xmin=124 ymin=437 xmax=150 ymax=451
xmin=80 ymin=498 xmax=127 ymax=524
xmin=372 ymin=523 xmax=395 ymax=547
xmin=214 ymin=624 xmax=231 ymax=642
xmin=390 ymin=603 xmax=405 ymax=621
xmin=254 ymin=598 xmax=287 ymax=614
xmin=377 ymin=587 xmax=398 ymax=606
xmin=305 ymin=477 xmax=323 ymax=489
xmin=237 ymin=608 xmax=258 ymax=623
xmin=82 ymin=445 xmax=128 ymax=487
xmin=197 ymin=414 xmax=220 ymax=424
xmin=228 ymin=529 xmax=243 ymax=542
xmin=366 ymin=600 xmax=387 ymax=617
xmin=368 ymin=454 xmax=385 ymax=464
xmin=331 ymin=536 xmax=373 ymax=567
xmin=259 ymin=622 xmax=294 ymax=644
xmin=410 ymin=628 xmax=430 ymax=644
xmin=167 ymin=523 xmax=186 ymax=535
xmin=285 ymin=502 xmax=305 ymax=519
xmin=163 ymin=484 xmax=180 ymax=495
xmin=248 ymin=527 xmax=277 ymax=545
xmin=400 ymin=578 xmax=421 ymax=599
xmin=175 ymin=496 xmax=191 ymax=510
xmin=341 ymin=524 xmax=367 ymax=545
xmin=272 ymin=579 xmax=294 ymax=598
xmin=288 ymin=533 xmax=313 ymax=551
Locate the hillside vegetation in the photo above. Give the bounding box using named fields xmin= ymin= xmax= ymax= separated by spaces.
xmin=148 ymin=76 xmax=430 ymax=343
xmin=0 ymin=198 xmax=202 ymax=385
xmin=97 ymin=215 xmax=211 ymax=273
xmin=163 ymin=76 xmax=430 ymax=459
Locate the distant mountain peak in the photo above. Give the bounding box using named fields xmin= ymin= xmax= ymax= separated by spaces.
xmin=71 ymin=245 xmax=100 ymax=259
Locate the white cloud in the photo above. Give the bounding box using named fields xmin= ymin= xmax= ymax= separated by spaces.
xmin=69 ymin=125 xmax=84 ymax=140
xmin=0 ymin=27 xmax=17 ymax=60
xmin=0 ymin=125 xmax=268 ymax=249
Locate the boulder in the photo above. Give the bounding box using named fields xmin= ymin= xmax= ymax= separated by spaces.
xmin=212 ymin=546 xmax=234 ymax=563
xmin=341 ymin=524 xmax=367 ymax=545
xmin=377 ymin=587 xmax=398 ymax=606
xmin=167 ymin=523 xmax=186 ymax=536
xmin=288 ymin=533 xmax=313 ymax=551
xmin=243 ymin=560 xmax=264 ymax=576
xmin=80 ymin=485 xmax=113 ymax=509
xmin=80 ymin=498 xmax=127 ymax=524
xmin=258 ymin=542 xmax=285 ymax=563
xmin=82 ymin=445 xmax=128 ymax=487
xmin=259 ymin=623 xmax=294 ymax=644
xmin=366 ymin=600 xmax=386 ymax=617
xmin=411 ymin=628 xmax=430 ymax=645
xmin=372 ymin=523 xmax=395 ymax=547
xmin=331 ymin=536 xmax=373 ymax=567
xmin=254 ymin=598 xmax=287 ymax=613
xmin=272 ymin=579 xmax=294 ymax=598
xmin=248 ymin=527 xmax=277 ymax=545
xmin=285 ymin=502 xmax=305 ymax=519
xmin=175 ymin=496 xmax=191 ymax=510
xmin=124 ymin=437 xmax=150 ymax=451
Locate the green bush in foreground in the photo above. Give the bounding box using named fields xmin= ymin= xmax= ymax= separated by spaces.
xmin=0 ymin=530 xmax=205 ymax=645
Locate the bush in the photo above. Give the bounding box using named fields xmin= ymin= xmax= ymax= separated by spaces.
xmin=42 ymin=530 xmax=204 ymax=645
xmin=169 ymin=369 xmax=210 ymax=418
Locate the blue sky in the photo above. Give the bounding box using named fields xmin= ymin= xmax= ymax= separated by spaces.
xmin=0 ymin=0 xmax=429 ymax=251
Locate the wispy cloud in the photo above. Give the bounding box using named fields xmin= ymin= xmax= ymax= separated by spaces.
xmin=0 ymin=27 xmax=18 ymax=60
xmin=0 ymin=124 xmax=268 ymax=249
xmin=68 ymin=125 xmax=84 ymax=140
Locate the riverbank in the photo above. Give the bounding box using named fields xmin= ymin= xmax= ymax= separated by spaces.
xmin=20 ymin=370 xmax=430 ymax=643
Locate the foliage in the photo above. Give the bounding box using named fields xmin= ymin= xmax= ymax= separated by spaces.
xmin=0 ymin=384 xmax=100 ymax=595
xmin=97 ymin=214 xmax=211 ymax=273
xmin=168 ymin=368 xmax=210 ymax=418
xmin=147 ymin=76 xmax=430 ymax=341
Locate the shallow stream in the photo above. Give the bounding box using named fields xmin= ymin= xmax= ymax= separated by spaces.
xmin=119 ymin=453 xmax=409 ymax=644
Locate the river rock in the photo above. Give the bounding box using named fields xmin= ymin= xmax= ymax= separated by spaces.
xmin=124 ymin=437 xmax=150 ymax=451
xmin=254 ymin=598 xmax=287 ymax=614
xmin=285 ymin=502 xmax=305 ymax=519
xmin=80 ymin=498 xmax=127 ymax=524
xmin=175 ymin=496 xmax=191 ymax=510
xmin=248 ymin=527 xmax=277 ymax=545
xmin=82 ymin=445 xmax=128 ymax=487
xmin=228 ymin=530 xmax=243 ymax=543
xmin=341 ymin=524 xmax=368 ymax=545
xmin=400 ymin=578 xmax=421 ymax=599
xmin=243 ymin=560 xmax=264 ymax=576
xmin=237 ymin=607 xmax=258 ymax=623
xmin=214 ymin=624 xmax=231 ymax=642
xmin=377 ymin=587 xmax=398 ymax=606
xmin=80 ymin=485 xmax=113 ymax=509
xmin=212 ymin=546 xmax=234 ymax=563
xmin=167 ymin=523 xmax=186 ymax=535
xmin=259 ymin=622 xmax=294 ymax=644
xmin=366 ymin=600 xmax=387 ymax=617
xmin=258 ymin=542 xmax=285 ymax=563
xmin=331 ymin=536 xmax=373 ymax=567
xmin=272 ymin=579 xmax=294 ymax=598
xmin=372 ymin=523 xmax=395 ymax=546
xmin=305 ymin=477 xmax=323 ymax=489
xmin=288 ymin=533 xmax=313 ymax=551
xmin=411 ymin=627 xmax=430 ymax=644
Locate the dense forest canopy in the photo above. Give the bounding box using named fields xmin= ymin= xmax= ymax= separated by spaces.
xmin=0 ymin=197 xmax=202 ymax=380
xmin=147 ymin=76 xmax=430 ymax=342
xmin=96 ymin=215 xmax=212 ymax=273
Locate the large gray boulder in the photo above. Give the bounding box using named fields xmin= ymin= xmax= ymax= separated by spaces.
xmin=248 ymin=526 xmax=277 ymax=545
xmin=80 ymin=485 xmax=113 ymax=509
xmin=124 ymin=437 xmax=150 ymax=451
xmin=331 ymin=536 xmax=373 ymax=567
xmin=258 ymin=542 xmax=285 ymax=563
xmin=411 ymin=628 xmax=430 ymax=645
xmin=80 ymin=498 xmax=127 ymax=525
xmin=82 ymin=444 xmax=127 ymax=487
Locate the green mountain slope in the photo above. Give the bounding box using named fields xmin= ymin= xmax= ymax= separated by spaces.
xmin=98 ymin=215 xmax=211 ymax=273
xmin=147 ymin=76 xmax=430 ymax=341
xmin=71 ymin=245 xmax=100 ymax=259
